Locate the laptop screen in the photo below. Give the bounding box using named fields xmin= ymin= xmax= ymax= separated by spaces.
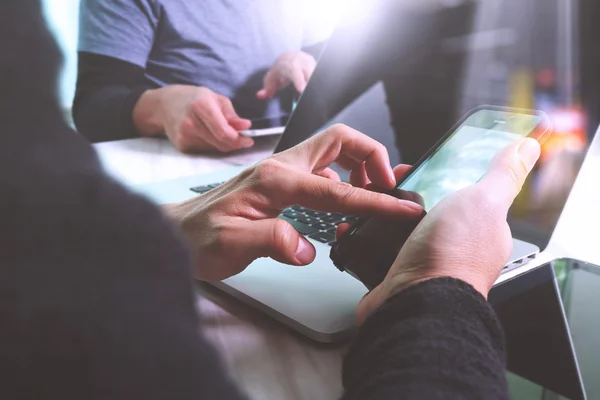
xmin=490 ymin=262 xmax=585 ymax=399
xmin=276 ymin=0 xmax=600 ymax=251
xmin=491 ymin=259 xmax=600 ymax=399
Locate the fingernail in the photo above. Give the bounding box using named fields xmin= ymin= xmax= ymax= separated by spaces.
xmin=295 ymin=237 xmax=313 ymax=264
xmin=399 ymin=199 xmax=423 ymax=212
xmin=517 ymin=138 xmax=541 ymax=170
xmin=384 ymin=168 xmax=395 ymax=187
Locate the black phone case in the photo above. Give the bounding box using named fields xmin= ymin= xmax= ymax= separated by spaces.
xmin=330 ymin=214 xmax=424 ymax=290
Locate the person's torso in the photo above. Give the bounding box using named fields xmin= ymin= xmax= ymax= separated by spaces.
xmin=148 ymin=0 xmax=308 ymax=122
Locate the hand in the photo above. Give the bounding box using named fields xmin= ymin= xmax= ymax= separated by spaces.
xmin=355 ymin=138 xmax=541 ymax=324
xmin=134 ymin=85 xmax=254 ymax=153
xmin=256 ymin=51 xmax=317 ymax=100
xmin=164 ymin=124 xmax=424 ymax=282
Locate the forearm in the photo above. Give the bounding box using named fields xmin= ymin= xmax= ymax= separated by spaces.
xmin=132 ymin=86 xmax=175 ymax=137
xmin=73 ymin=84 xmax=150 ymax=142
xmin=72 ymin=52 xmax=155 ymax=142
xmin=342 ymin=278 xmax=508 ymax=400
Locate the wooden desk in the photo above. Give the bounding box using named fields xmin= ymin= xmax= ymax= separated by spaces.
xmin=93 ymin=131 xmax=600 ymax=399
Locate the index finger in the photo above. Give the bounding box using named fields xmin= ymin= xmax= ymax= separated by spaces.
xmin=280 ymin=172 xmax=423 ymax=218
xmin=275 ymin=124 xmax=397 ymax=189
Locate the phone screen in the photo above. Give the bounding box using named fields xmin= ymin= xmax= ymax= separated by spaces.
xmin=397 ymin=109 xmax=544 ymax=212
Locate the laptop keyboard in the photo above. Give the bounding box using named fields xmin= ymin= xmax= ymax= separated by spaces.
xmin=191 ymin=184 xmax=539 ymax=268
xmin=191 ymin=183 xmax=358 ymax=245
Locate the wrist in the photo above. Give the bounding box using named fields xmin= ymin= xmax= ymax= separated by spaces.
xmin=132 ymin=87 xmax=171 ymax=137
xmin=386 ymin=272 xmax=491 ymax=301
xmin=385 ymin=275 xmax=435 ymax=300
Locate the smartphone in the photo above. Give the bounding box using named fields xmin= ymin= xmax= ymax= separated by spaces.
xmin=330 ymin=106 xmax=552 ymax=289
xmin=240 ymin=117 xmax=287 ymax=137
xmin=240 ymin=126 xmax=285 ymax=137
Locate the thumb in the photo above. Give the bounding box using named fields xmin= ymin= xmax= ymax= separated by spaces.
xmin=218 ymin=96 xmax=252 ymax=130
xmin=478 ymin=138 xmax=541 ymax=209
xmin=234 ymin=218 xmax=316 ymax=267
xmin=229 ymin=118 xmax=252 ymax=132
xmin=217 ymin=96 xmax=252 ymax=142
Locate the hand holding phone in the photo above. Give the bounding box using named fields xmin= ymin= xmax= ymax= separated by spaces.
xmin=330 ymin=106 xmax=551 ymax=290
xmin=353 ymin=137 xmax=541 ymax=324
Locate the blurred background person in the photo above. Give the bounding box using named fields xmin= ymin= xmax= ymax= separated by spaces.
xmin=73 ymin=0 xmax=336 ymax=153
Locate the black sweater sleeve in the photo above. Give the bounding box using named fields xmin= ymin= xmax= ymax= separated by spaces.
xmin=343 ymin=278 xmax=509 ymax=400
xmin=72 ymin=52 xmax=155 ymax=143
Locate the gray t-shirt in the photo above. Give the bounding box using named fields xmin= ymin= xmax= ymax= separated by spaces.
xmin=79 ymin=0 xmax=330 ymax=123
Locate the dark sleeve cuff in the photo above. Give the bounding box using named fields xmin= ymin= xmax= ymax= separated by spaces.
xmin=73 ymin=52 xmax=154 ymax=142
xmin=342 ymin=278 xmax=508 ymax=400
xmin=122 ymin=86 xmax=152 ymax=138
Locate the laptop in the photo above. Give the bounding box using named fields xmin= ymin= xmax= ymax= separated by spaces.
xmin=130 ymin=0 xmax=600 ymax=343
xmin=490 ymin=261 xmax=587 ymax=400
